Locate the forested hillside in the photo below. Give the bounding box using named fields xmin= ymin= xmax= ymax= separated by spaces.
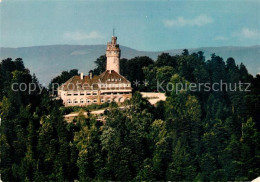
xmin=1 ymin=50 xmax=260 ymax=181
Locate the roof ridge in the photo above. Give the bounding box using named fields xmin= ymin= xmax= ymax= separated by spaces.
xmin=58 ymin=76 xmax=75 ymax=90
xmin=65 ymin=76 xmax=75 ymax=84
xmin=71 ymin=75 xmax=76 ymax=82
xmin=99 ymin=70 xmax=108 ymax=82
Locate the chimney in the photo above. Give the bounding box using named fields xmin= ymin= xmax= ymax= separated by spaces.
xmin=80 ymin=72 xmax=84 ymax=80
xmin=90 ymin=72 xmax=93 ymax=80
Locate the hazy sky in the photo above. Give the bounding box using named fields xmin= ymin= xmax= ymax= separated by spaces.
xmin=1 ymin=0 xmax=260 ymax=51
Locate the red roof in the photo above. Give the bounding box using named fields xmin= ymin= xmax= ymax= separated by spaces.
xmin=58 ymin=70 xmax=131 ymax=91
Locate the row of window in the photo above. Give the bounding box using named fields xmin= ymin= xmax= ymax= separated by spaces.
xmin=67 ymin=97 xmax=126 ymax=104
xmin=100 ymin=92 xmax=130 ymax=95
xmin=67 ymin=92 xmax=98 ymax=96
xmin=67 ymin=99 xmax=111 ymax=104
xmin=66 ymin=92 xmax=131 ymax=96
xmin=100 ymin=83 xmax=131 ymax=87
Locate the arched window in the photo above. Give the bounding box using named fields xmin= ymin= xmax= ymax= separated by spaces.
xmin=80 ymin=99 xmax=84 ymax=103
xmin=67 ymin=99 xmax=71 ymax=104
xmin=119 ymin=97 xmax=124 ymax=103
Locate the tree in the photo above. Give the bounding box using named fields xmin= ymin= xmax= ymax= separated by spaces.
xmin=239 ymin=118 xmax=260 ymax=180
xmin=155 ymin=53 xmax=176 ymax=67
xmin=93 ymin=55 xmax=106 ymax=75
xmin=49 ymin=69 xmax=78 ymax=95
xmin=151 ymin=119 xmax=171 ymax=180
xmin=166 ymin=140 xmax=196 ymax=181
xmin=182 ymin=49 xmax=189 ymax=56
xmin=74 ymin=118 xmax=103 ymax=181
xmin=122 ymin=56 xmax=154 ymax=90
xmin=163 ymin=74 xmax=201 ymax=180
xmin=100 ymin=92 xmax=154 ymax=180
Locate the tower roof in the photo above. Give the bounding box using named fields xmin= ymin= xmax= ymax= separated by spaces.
xmin=106 ymin=36 xmax=120 ymax=51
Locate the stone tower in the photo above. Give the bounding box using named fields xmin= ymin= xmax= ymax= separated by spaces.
xmin=106 ymin=36 xmax=121 ymax=74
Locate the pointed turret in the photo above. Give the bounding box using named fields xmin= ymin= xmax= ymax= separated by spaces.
xmin=106 ymin=36 xmax=121 ymax=74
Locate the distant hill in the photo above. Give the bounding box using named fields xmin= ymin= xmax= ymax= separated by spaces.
xmin=0 ymin=45 xmax=259 ymax=84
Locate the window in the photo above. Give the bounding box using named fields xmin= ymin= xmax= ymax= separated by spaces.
xmin=107 ymin=99 xmax=111 ymax=103
xmin=87 ymin=92 xmax=91 ymax=95
xmin=93 ymin=92 xmax=98 ymax=95
xmin=67 ymin=92 xmax=72 ymax=96
xmin=93 ymin=99 xmax=97 ymax=103
xmin=74 ymin=99 xmax=78 ymax=103
xmin=74 ymin=92 xmax=78 ymax=96
xmin=101 ymin=99 xmax=105 ymax=103
xmin=80 ymin=92 xmax=84 ymax=96
xmin=80 ymin=99 xmax=84 ymax=103
xmin=67 ymin=99 xmax=71 ymax=104
xmin=87 ymin=100 xmax=92 ymax=103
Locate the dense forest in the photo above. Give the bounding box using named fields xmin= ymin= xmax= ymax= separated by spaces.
xmin=0 ymin=50 xmax=259 ymax=181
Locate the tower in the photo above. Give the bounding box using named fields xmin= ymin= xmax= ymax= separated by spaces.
xmin=106 ymin=35 xmax=121 ymax=74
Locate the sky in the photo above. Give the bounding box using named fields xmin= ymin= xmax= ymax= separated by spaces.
xmin=0 ymin=0 xmax=260 ymax=51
